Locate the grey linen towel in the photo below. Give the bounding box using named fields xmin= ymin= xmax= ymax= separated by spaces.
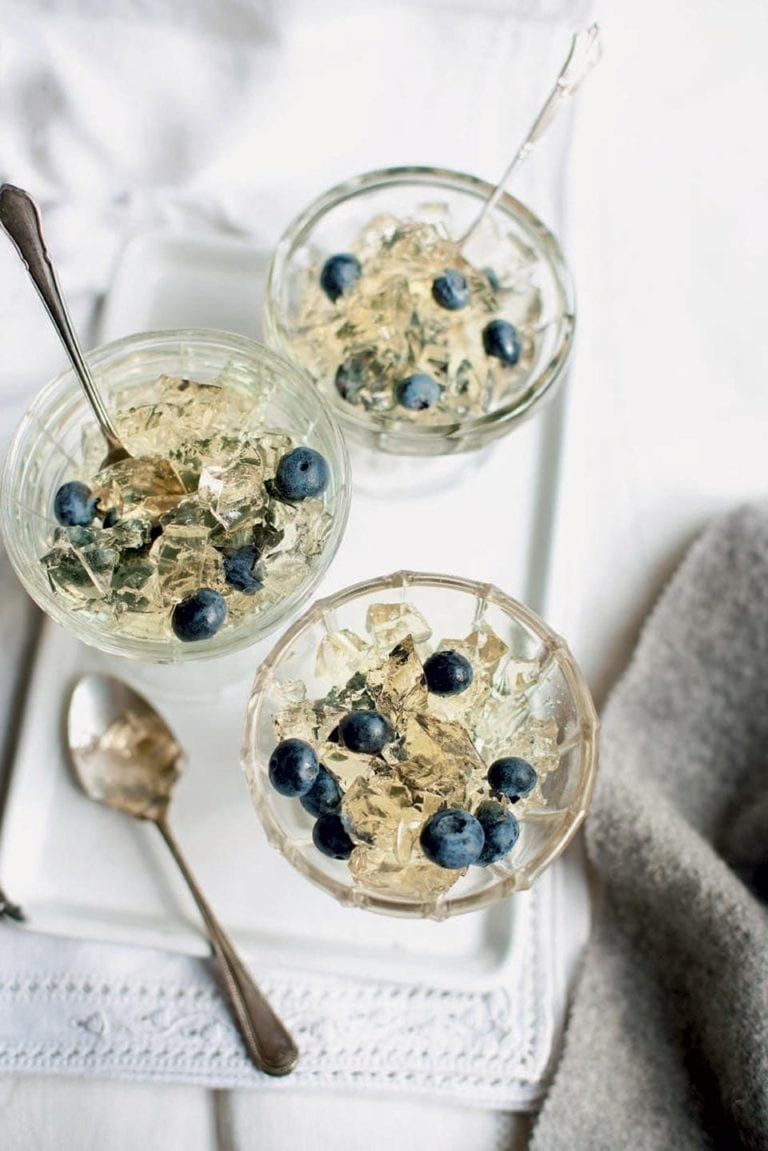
xmin=531 ymin=503 xmax=768 ymax=1151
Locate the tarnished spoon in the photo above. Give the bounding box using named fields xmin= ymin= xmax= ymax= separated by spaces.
xmin=67 ymin=673 xmax=299 ymax=1077
xmin=0 ymin=183 xmax=131 ymax=467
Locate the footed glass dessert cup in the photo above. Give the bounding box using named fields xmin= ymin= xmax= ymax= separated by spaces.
xmin=242 ymin=571 xmax=598 ymax=919
xmin=265 ymin=167 xmax=575 ymax=458
xmin=0 ymin=329 xmax=350 ymax=665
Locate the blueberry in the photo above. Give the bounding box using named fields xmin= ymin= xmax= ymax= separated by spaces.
xmin=423 ymin=650 xmax=473 ymax=696
xmin=268 ymin=738 xmax=320 ymax=797
xmin=334 ymin=349 xmax=379 ymax=404
xmin=338 ymin=709 xmax=393 ymax=754
xmin=223 ymin=545 xmax=263 ymax=594
xmin=474 ymin=801 xmax=520 ymax=866
xmin=432 ymin=269 xmax=470 ymax=310
xmin=312 ymin=812 xmax=355 ymax=860
xmin=482 ymin=319 xmax=522 ymax=366
xmin=171 ymin=588 xmax=227 ymax=641
xmin=300 ymin=764 xmax=343 ymax=817
xmin=396 ymin=373 xmax=442 ymax=411
xmin=274 ymin=447 xmax=330 ymax=502
xmin=320 ymin=253 xmax=362 ymax=303
xmin=53 ymin=481 xmax=97 ymax=526
xmin=335 ymin=361 xmax=361 ymax=402
xmin=420 ymin=808 xmax=485 ymax=869
xmin=487 ymin=757 xmax=537 ymax=802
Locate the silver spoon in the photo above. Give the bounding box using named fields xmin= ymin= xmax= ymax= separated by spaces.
xmin=67 ymin=673 xmax=299 ymax=1077
xmin=0 ymin=184 xmax=131 ymax=467
xmin=460 ymin=23 xmax=602 ymax=246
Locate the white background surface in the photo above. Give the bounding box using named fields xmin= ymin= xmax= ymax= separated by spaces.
xmin=2 ymin=0 xmax=768 ymax=1148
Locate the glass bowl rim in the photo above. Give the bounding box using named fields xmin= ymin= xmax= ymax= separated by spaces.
xmin=0 ymin=326 xmax=352 ymax=664
xmin=242 ymin=568 xmax=600 ymax=918
xmin=264 ymin=164 xmax=576 ymax=446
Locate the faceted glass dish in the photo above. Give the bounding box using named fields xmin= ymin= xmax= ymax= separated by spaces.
xmin=265 ymin=166 xmax=575 ymax=457
xmin=242 ymin=571 xmax=598 ymax=919
xmin=0 ymin=329 xmax=350 ymax=663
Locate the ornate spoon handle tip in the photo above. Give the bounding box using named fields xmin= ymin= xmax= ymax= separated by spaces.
xmin=460 ymin=23 xmax=602 ymax=245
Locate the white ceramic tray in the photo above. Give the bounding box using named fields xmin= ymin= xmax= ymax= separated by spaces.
xmin=0 ymin=232 xmax=589 ymax=1068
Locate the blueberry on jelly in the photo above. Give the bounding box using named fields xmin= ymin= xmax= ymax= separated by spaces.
xmin=338 ymin=709 xmax=393 ymax=754
xmin=482 ymin=319 xmax=522 ymax=366
xmin=335 ymin=359 xmax=362 ymax=402
xmin=223 ymin=545 xmax=263 ymax=594
xmin=431 ymin=269 xmax=470 ymax=310
xmin=423 ymin=650 xmax=473 ymax=696
xmin=320 ymin=253 xmax=362 ymax=302
xmin=300 ymin=764 xmax=343 ymax=817
xmin=171 ymin=588 xmax=227 ymax=642
xmin=396 ymin=373 xmax=442 ymax=411
xmin=274 ymin=447 xmax=330 ymax=502
xmin=335 ymin=349 xmax=376 ymax=403
xmin=312 ymin=813 xmax=355 ymax=860
xmin=474 ymin=801 xmax=520 ymax=866
xmin=420 ymin=808 xmax=485 ymax=869
xmin=54 ymin=480 xmax=97 ymax=527
xmin=268 ymin=738 xmax=319 ymax=797
xmin=487 ymin=757 xmax=537 ymax=803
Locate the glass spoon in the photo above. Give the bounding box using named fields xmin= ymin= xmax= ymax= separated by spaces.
xmin=67 ymin=672 xmax=299 ymax=1077
xmin=0 ymin=183 xmax=131 ymax=468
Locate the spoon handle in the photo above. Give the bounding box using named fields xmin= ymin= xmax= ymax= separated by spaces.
xmin=0 ymin=884 xmax=24 ymax=922
xmin=155 ymin=818 xmax=299 ymax=1077
xmin=459 ymin=24 xmax=602 ymax=245
xmin=0 ymin=184 xmax=127 ymax=462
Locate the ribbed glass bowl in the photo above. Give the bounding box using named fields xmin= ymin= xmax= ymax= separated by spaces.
xmin=0 ymin=328 xmax=350 ymax=663
xmin=242 ymin=571 xmax=598 ymax=919
xmin=265 ymin=166 xmax=575 ymax=457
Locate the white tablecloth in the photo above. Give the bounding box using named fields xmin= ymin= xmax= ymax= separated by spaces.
xmin=2 ymin=0 xmax=768 ymax=1147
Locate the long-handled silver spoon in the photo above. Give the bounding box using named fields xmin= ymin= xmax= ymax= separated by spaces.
xmin=67 ymin=673 xmax=299 ymax=1077
xmin=460 ymin=23 xmax=602 ymax=246
xmin=0 ymin=184 xmax=131 ymax=467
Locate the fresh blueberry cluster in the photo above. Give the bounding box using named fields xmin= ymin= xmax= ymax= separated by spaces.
xmin=319 ymin=252 xmax=523 ymax=412
xmin=267 ymin=707 xmax=393 ymax=860
xmin=418 ymin=753 xmax=538 ymax=869
xmin=51 ymin=441 xmax=330 ymax=643
xmin=267 ymin=648 xmax=538 ymax=873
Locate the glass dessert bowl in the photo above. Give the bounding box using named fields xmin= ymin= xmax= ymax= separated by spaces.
xmin=243 ymin=571 xmax=598 ymax=919
xmin=0 ymin=329 xmax=350 ymax=663
xmin=265 ymin=166 xmax=575 ymax=457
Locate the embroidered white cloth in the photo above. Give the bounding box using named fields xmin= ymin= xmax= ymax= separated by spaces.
xmin=0 ymin=0 xmax=591 ymax=1111
xmin=0 ymin=866 xmax=560 ymax=1107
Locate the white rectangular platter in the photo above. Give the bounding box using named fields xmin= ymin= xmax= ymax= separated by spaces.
xmin=0 ymin=233 xmax=589 ymax=1065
